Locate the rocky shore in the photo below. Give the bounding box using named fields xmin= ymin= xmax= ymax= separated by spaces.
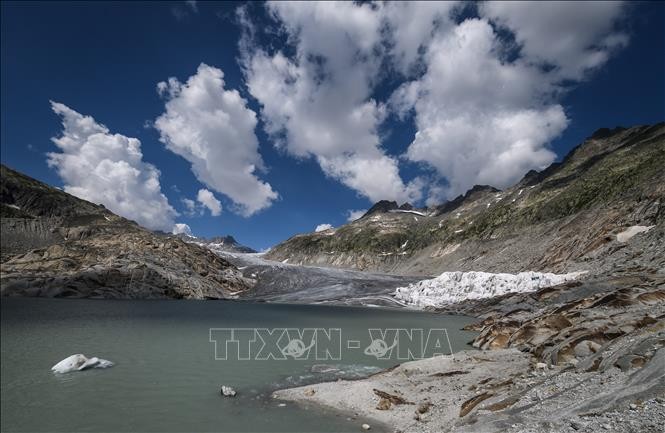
xmin=273 ymin=273 xmax=665 ymax=432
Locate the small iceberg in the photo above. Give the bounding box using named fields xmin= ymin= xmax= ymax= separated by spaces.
xmin=51 ymin=354 xmax=114 ymax=374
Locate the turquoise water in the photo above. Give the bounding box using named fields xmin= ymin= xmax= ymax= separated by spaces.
xmin=1 ymin=298 xmax=477 ymax=432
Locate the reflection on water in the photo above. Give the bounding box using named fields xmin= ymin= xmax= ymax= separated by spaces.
xmin=1 ymin=298 xmax=477 ymax=432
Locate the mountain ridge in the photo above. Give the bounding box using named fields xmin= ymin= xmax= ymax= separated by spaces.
xmin=0 ymin=164 xmax=252 ymax=298
xmin=265 ymin=122 xmax=665 ymax=276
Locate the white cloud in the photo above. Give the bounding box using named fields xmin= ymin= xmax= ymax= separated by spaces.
xmin=402 ymin=18 xmax=570 ymax=199
xmin=315 ymin=223 xmax=334 ymax=232
xmin=480 ymin=1 xmax=628 ymax=81
xmin=395 ymin=4 xmax=626 ymax=201
xmin=240 ymin=2 xmax=422 ymax=204
xmin=155 ymin=63 xmax=278 ymax=216
xmin=346 ymin=209 xmax=367 ymax=222
xmin=196 ymin=188 xmax=222 ymax=216
xmin=172 ymin=223 xmax=193 ymax=236
xmin=240 ymin=1 xmax=629 ymax=205
xmin=382 ymin=1 xmax=459 ymax=75
xmin=48 ymin=101 xmax=177 ymax=231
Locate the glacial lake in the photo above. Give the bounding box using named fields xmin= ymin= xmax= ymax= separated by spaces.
xmin=1 ymin=298 xmax=477 ymax=432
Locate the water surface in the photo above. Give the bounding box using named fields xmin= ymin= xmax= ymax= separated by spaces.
xmin=1 ymin=298 xmax=477 ymax=432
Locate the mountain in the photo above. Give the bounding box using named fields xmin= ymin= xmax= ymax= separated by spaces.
xmin=185 ymin=235 xmax=257 ymax=254
xmin=266 ymin=123 xmax=665 ymax=276
xmin=0 ymin=164 xmax=252 ymax=298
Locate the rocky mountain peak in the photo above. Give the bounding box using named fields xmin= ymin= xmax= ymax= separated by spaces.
xmin=433 ymin=184 xmax=500 ymax=216
xmin=194 ymin=235 xmax=257 ymax=254
xmin=590 ymin=126 xmax=627 ymax=140
xmin=362 ymin=201 xmax=418 ymax=218
xmin=208 ymin=235 xmax=238 ymax=245
xmin=361 ymin=200 xmax=399 ymax=218
xmin=465 ymin=184 xmax=500 ymax=196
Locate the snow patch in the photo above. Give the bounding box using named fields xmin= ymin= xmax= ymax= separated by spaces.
xmin=394 ymin=271 xmax=586 ymax=308
xmin=315 ymin=224 xmax=334 ymax=233
xmin=616 ymin=225 xmax=655 ymax=242
xmin=389 ymin=209 xmax=427 ymax=216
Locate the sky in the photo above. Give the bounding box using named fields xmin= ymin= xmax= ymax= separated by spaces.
xmin=1 ymin=1 xmax=664 ymax=251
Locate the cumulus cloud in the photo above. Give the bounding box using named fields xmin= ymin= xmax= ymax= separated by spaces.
xmin=381 ymin=1 xmax=459 ymax=75
xmin=172 ymin=223 xmax=193 ymax=236
xmin=155 ymin=63 xmax=278 ymax=216
xmin=401 ymin=18 xmax=570 ymax=200
xmin=399 ymin=2 xmax=627 ymax=201
xmin=480 ymin=1 xmax=628 ymax=81
xmin=240 ymin=2 xmax=422 ymax=204
xmin=315 ymin=223 xmax=334 ymax=232
xmin=239 ymin=1 xmax=628 ymax=205
xmin=346 ymin=209 xmax=367 ymax=222
xmin=196 ymin=188 xmax=222 ymax=216
xmin=47 ymin=101 xmax=177 ymax=231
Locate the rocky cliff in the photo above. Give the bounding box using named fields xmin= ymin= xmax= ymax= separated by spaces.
xmin=266 ymin=123 xmax=665 ymax=277
xmin=0 ymin=165 xmax=252 ymax=299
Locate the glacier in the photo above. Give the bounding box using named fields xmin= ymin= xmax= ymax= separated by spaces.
xmin=394 ymin=271 xmax=586 ymax=308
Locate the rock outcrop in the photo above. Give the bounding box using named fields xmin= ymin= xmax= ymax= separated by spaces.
xmin=273 ymin=272 xmax=665 ymax=433
xmin=0 ymin=164 xmax=252 ymax=299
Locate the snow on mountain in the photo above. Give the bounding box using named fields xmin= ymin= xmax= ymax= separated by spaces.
xmin=394 ymin=271 xmax=586 ymax=308
xmin=388 ymin=209 xmax=427 ymax=216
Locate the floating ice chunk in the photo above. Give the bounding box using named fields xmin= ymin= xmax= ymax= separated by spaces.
xmin=52 ymin=354 xmax=114 ymax=374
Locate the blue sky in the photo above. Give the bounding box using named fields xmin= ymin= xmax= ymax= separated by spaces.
xmin=1 ymin=1 xmax=663 ymax=251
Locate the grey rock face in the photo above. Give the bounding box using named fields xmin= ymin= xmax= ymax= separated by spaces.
xmin=0 ymin=164 xmax=252 ymax=299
